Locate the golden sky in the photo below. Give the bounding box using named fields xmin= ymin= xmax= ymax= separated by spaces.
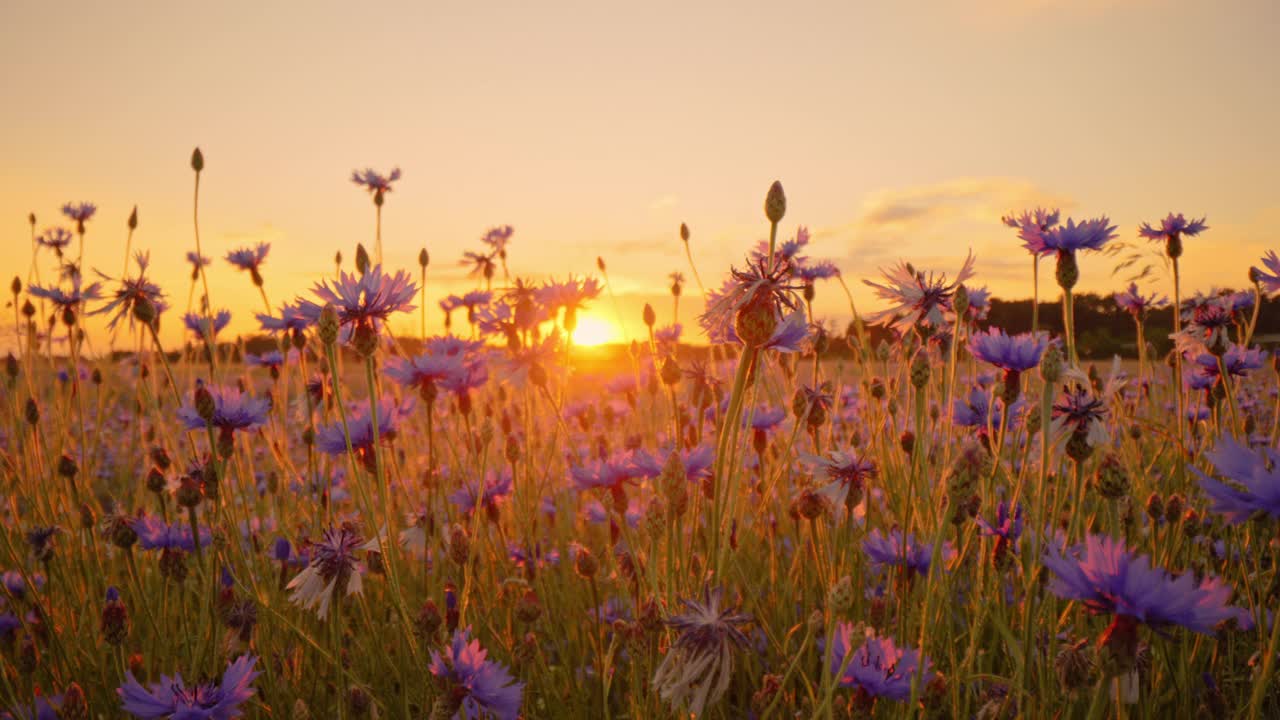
xmin=3 ymin=0 xmax=1278 ymax=350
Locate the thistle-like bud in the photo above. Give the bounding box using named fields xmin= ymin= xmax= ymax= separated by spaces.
xmin=418 ymin=248 xmax=429 ymax=268
xmin=27 ymin=212 xmax=35 ymax=226
xmin=415 ymin=599 xmax=443 ymax=641
xmin=190 ymin=147 xmax=204 ymax=172
xmin=194 ymin=384 xmax=216 ymax=424
xmin=910 ymin=352 xmax=930 ymax=390
xmin=177 ymin=475 xmax=203 ymax=508
xmin=101 ymin=587 xmax=129 ymax=645
xmin=1094 ymin=453 xmax=1129 ymax=500
xmin=347 ymin=685 xmax=371 ymax=716
xmin=1163 ymin=493 xmax=1184 ymax=525
xmin=828 ymin=575 xmax=855 ymax=614
xmin=60 ymin=683 xmax=89 ymax=720
xmin=597 ymin=256 xmax=606 ymax=272
xmin=1055 ymin=251 xmax=1079 ymax=291
xmin=355 ymin=244 xmax=370 ymax=275
xmin=953 ymin=284 xmax=970 ymax=317
xmin=5 ymin=353 xmax=17 ymax=381
xmin=318 ymin=304 xmax=340 ymax=347
xmin=735 ymin=293 xmax=778 ymax=347
xmin=334 ymin=250 xmax=343 ymax=267
xmin=1040 ymin=344 xmax=1063 ymax=384
xmin=128 ymin=205 xmax=138 ymax=231
xmin=145 ymin=466 xmax=167 ymax=494
xmin=447 ymin=524 xmax=469 ymax=566
xmin=643 ymin=303 xmax=656 ymax=328
xmin=764 ymin=181 xmax=786 ymax=224
xmin=680 ymin=222 xmax=690 ymax=242
xmin=660 ymin=357 xmax=681 ymax=386
xmin=133 ymin=295 xmax=157 ymax=325
xmin=1144 ymin=492 xmax=1163 ymax=522
xmin=515 ymin=589 xmax=542 ymax=624
xmin=57 ymin=453 xmax=78 ymax=480
xmin=574 ymin=546 xmax=599 ymax=578
xmin=352 ymin=323 xmax=379 ymax=359
xmin=10 ymin=276 xmax=20 ymax=295
xmin=1165 ymin=234 xmax=1182 ymax=261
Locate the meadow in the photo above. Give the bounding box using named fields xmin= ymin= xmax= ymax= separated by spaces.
xmin=2 ymin=157 xmax=1279 ymax=719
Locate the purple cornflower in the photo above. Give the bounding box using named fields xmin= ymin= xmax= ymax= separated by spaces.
xmin=801 ymin=447 xmax=877 ymax=509
xmin=462 ymin=250 xmax=497 ymax=282
xmin=953 ymin=386 xmax=1001 ymax=430
xmin=92 ymin=252 xmax=168 ymax=330
xmin=286 ymin=525 xmax=370 ymax=618
xmin=351 ymin=167 xmax=401 ymax=194
xmin=977 ymin=501 xmax=1024 ymax=567
xmin=1191 ymin=435 xmax=1280 ymax=523
xmin=35 ymin=227 xmax=74 ymax=254
xmin=449 ymin=470 xmax=513 ymax=518
xmin=131 ymin=516 xmax=211 ymax=552
xmin=177 ymin=385 xmax=270 ymax=433
xmin=1256 ymin=251 xmax=1280 ymax=295
xmin=225 ymin=243 xmax=270 ymax=285
xmin=1174 ymin=296 xmax=1235 ymax=355
xmin=61 ymin=202 xmax=96 ymax=224
xmin=183 ymin=310 xmax=232 ymax=339
xmin=1141 ymin=211 xmax=1208 ymax=244
xmin=1052 ymin=381 xmax=1109 ymax=450
xmin=186 ymin=251 xmax=211 ymax=279
xmin=968 ymin=328 xmax=1046 ymax=372
xmin=429 ymin=628 xmax=524 ymax=720
xmin=830 ymin=626 xmax=933 ymax=703
xmin=863 ymin=253 xmax=976 ymax=333
xmin=298 ymin=266 xmax=417 ymax=331
xmin=28 ymin=279 xmax=103 ymax=312
xmin=654 ymin=323 xmax=682 ymax=353
xmin=1192 ymin=345 xmax=1267 ymax=382
xmin=245 ymin=351 xmax=286 ymax=372
xmin=314 ymin=396 xmax=404 ymax=470
xmin=750 ymin=406 xmax=787 ymax=432
xmin=700 ymin=254 xmax=803 ymax=346
xmin=795 ymin=258 xmax=840 ymax=283
xmin=1042 ymin=534 xmax=1242 ymax=634
xmin=117 ymin=654 xmax=259 ymax=719
xmin=480 ymin=225 xmax=514 ymax=253
xmin=255 ymin=303 xmax=310 ymax=333
xmin=1027 ymin=216 xmax=1117 ymax=254
xmin=652 ymin=587 xmax=751 ymax=717
xmin=1114 ymin=282 xmax=1168 ymax=317
xmin=863 ymin=529 xmax=954 ymax=576
xmin=385 ymin=352 xmax=468 ymax=400
xmin=761 ymin=310 xmax=810 ymax=352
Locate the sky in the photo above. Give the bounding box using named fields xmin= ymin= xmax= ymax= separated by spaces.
xmin=2 ymin=0 xmax=1278 ymax=351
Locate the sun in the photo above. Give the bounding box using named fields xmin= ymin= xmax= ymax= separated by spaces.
xmin=571 ymin=315 xmax=619 ymax=347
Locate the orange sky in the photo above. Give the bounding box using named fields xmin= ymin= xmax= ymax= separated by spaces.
xmin=3 ymin=0 xmax=1277 ymax=351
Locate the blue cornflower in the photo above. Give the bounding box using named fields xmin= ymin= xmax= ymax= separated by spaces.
xmin=750 ymin=406 xmax=787 ymax=432
xmin=61 ymin=202 xmax=96 ymax=224
xmin=652 ymin=587 xmax=751 ymax=717
xmin=35 ymin=227 xmax=74 ymax=254
xmin=287 ymin=525 xmax=372 ymax=619
xmin=480 ymin=225 xmax=514 ymax=253
xmin=449 ymin=471 xmax=513 ymax=517
xmin=225 ymin=243 xmax=270 ymax=274
xmin=183 ymin=310 xmax=232 ymax=339
xmin=131 ymin=516 xmax=211 ymax=552
xmin=1191 ymin=435 xmax=1280 ymax=523
xmin=92 ymin=253 xmax=168 ymax=330
xmin=117 ymin=654 xmax=259 ymax=719
xmin=1138 ymin=213 xmax=1208 ymax=244
xmin=700 ymin=254 xmax=803 ymax=346
xmin=863 ymin=253 xmax=976 ymax=333
xmin=245 ymin=351 xmax=287 ymax=371
xmin=385 ymin=351 xmax=469 ymax=401
xmin=298 ymin=266 xmax=417 ymax=330
xmin=256 ymin=303 xmax=310 ymax=333
xmin=28 ymin=279 xmax=103 ymax=311
xmin=969 ymin=328 xmax=1046 ymax=372
xmin=654 ymin=323 xmax=682 ymax=352
xmin=1192 ymin=345 xmax=1267 ymax=382
xmin=830 ymin=626 xmax=933 ymax=703
xmin=795 ymin=259 xmax=840 ymax=283
xmin=429 ymin=628 xmax=524 ymax=720
xmin=1030 ymin=216 xmax=1117 ymax=254
xmin=1042 ymin=534 xmax=1242 ymax=634
xmin=351 ymin=167 xmax=401 ymax=194
xmin=801 ymin=447 xmax=877 ymax=509
xmin=177 ymin=385 xmax=270 ymax=433
xmin=863 ymin=529 xmax=954 ymax=576
xmin=314 ymin=396 xmax=404 ymax=470
xmin=760 ymin=310 xmax=810 ymax=352
xmin=1114 ymin=282 xmax=1167 ymax=317
xmin=977 ymin=501 xmax=1024 ymax=567
xmin=1256 ymin=251 xmax=1280 ymax=295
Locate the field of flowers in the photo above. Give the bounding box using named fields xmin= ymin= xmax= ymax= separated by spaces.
xmin=2 ymin=153 xmax=1279 ymax=719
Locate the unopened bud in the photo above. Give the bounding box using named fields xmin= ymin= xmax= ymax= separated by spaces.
xmin=764 ymin=181 xmax=786 ymax=224
xmin=190 ymin=147 xmax=204 ymax=172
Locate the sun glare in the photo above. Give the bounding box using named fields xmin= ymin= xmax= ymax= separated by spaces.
xmin=571 ymin=315 xmax=618 ymax=346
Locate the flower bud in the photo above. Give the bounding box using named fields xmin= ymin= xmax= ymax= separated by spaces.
xmin=190 ymin=147 xmax=204 ymax=172
xmin=680 ymin=222 xmax=690 ymax=243
xmin=574 ymin=546 xmax=599 ymax=578
xmin=828 ymin=575 xmax=854 ymax=614
xmin=355 ymin=244 xmax=370 ymax=275
xmin=101 ymin=587 xmax=129 ymax=645
xmin=764 ymin=181 xmax=786 ymax=224
xmin=1040 ymin=344 xmax=1063 ymax=384
xmin=128 ymin=205 xmax=138 ymax=231
xmin=318 ymin=304 xmax=340 ymax=347
xmin=418 ymin=248 xmax=430 ymax=268
xmin=643 ymin=303 xmax=656 ymax=328
xmin=910 ymin=352 xmax=930 ymax=390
